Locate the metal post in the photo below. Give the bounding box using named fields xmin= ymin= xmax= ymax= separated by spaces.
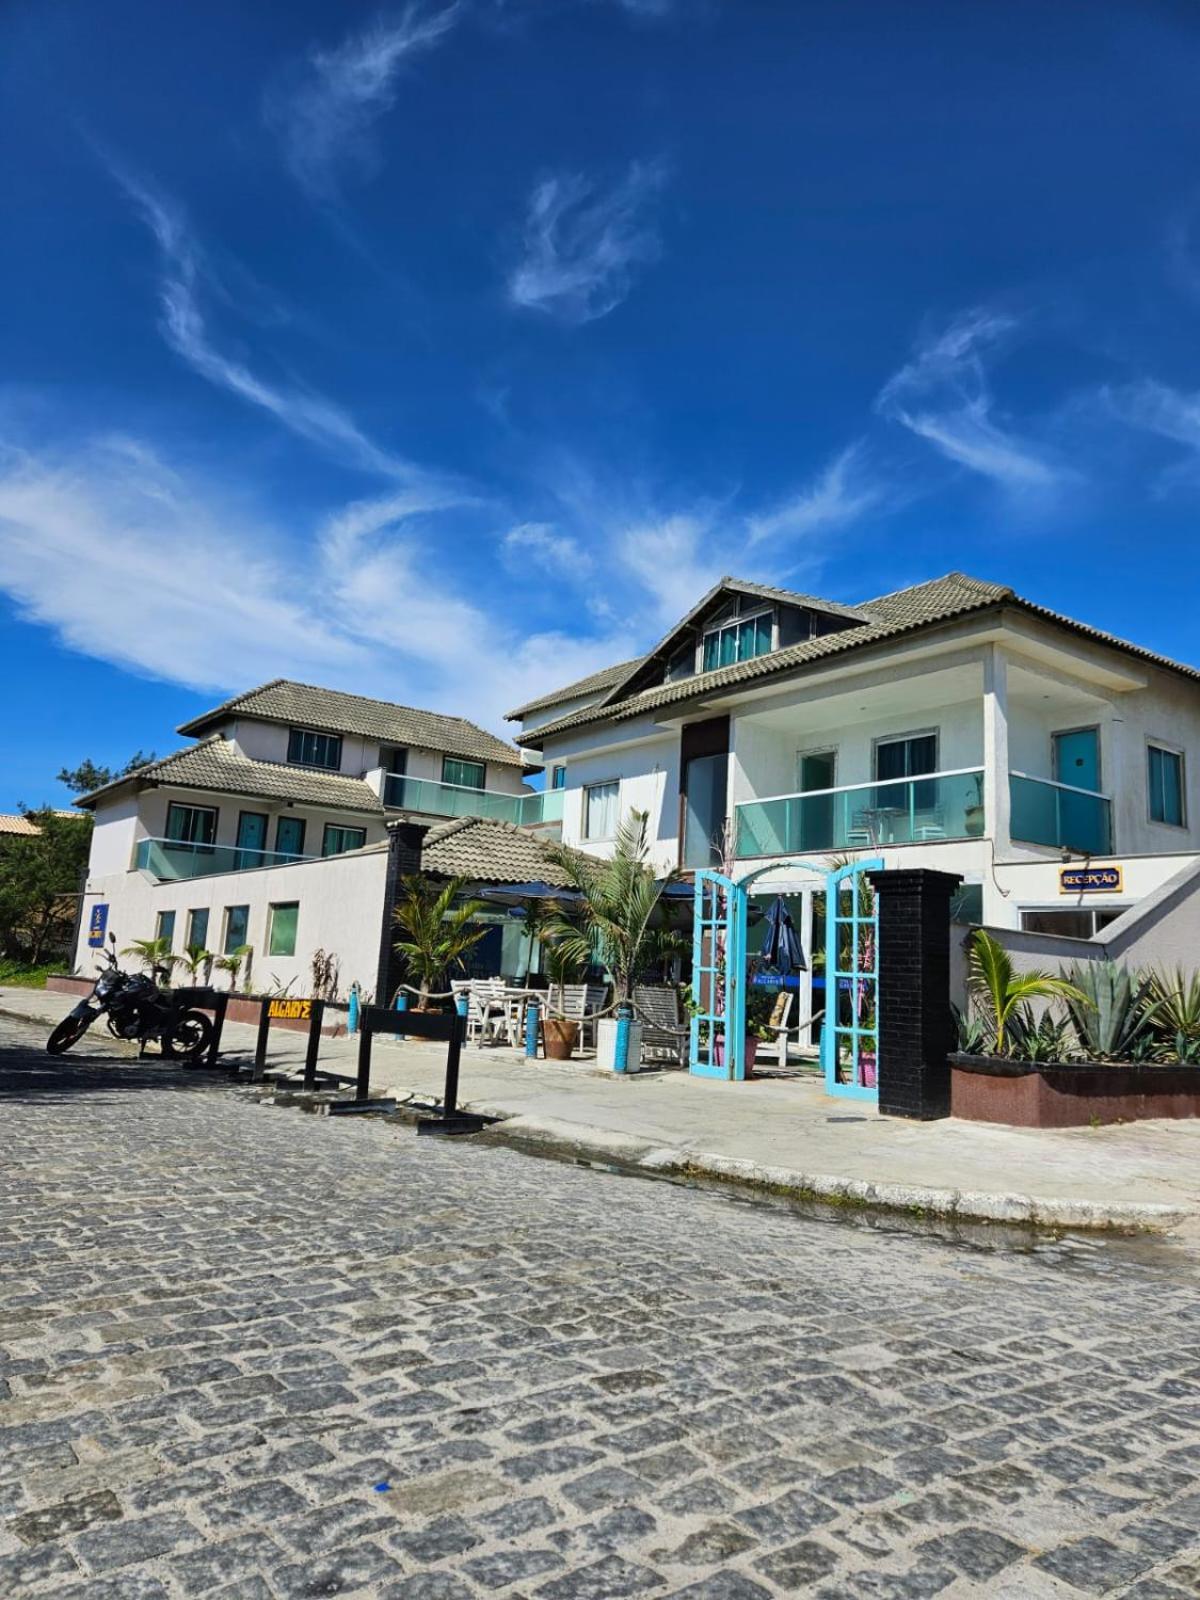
xmin=443 ymin=997 xmax=466 ymax=1116
xmin=524 ymin=998 xmax=540 ymax=1059
xmin=613 ymin=1000 xmax=632 ymax=1074
xmin=207 ymin=992 xmax=228 ymax=1070
xmin=394 ymin=991 xmax=407 ymax=1041
xmin=355 ymin=1026 xmax=372 ymax=1103
xmin=253 ymin=1000 xmax=271 ymax=1081
xmin=303 ymin=1000 xmax=324 ymax=1090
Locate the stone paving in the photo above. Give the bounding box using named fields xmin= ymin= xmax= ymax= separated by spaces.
xmin=2 ymin=1015 xmax=1200 ymax=1599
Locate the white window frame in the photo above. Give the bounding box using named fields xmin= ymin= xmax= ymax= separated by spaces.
xmin=1146 ymin=740 xmax=1187 ymax=830
xmin=287 ymin=727 xmax=343 ymax=771
xmin=700 ymin=608 xmax=774 ymax=674
xmin=583 ymin=779 xmax=620 ymax=842
xmin=796 ymin=746 xmax=838 ymax=792
xmin=872 ymin=727 xmax=940 ymax=781
xmin=267 ymin=901 xmax=299 ymax=959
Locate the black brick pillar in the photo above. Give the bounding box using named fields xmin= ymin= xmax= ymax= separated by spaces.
xmin=374 ymin=820 xmax=430 ymax=1005
xmin=867 ymin=868 xmax=961 ymax=1121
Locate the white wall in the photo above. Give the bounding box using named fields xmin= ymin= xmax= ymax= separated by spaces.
xmin=75 ymin=846 xmax=390 ymax=999
xmin=549 ymin=723 xmax=680 ymax=872
xmin=87 ymin=796 xmax=140 ymax=875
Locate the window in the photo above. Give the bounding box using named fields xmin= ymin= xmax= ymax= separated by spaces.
xmin=701 ymin=611 xmax=773 ymax=673
xmin=165 ymin=803 xmax=217 ymax=846
xmin=1020 ymin=908 xmax=1126 ymax=939
xmin=1148 ymin=744 xmax=1185 ymax=827
xmin=551 ymin=765 xmax=566 ymax=791
xmin=268 ymin=902 xmax=299 ymax=958
xmin=443 ymin=757 xmax=485 ymax=789
xmin=287 ymin=727 xmax=342 ymax=770
xmin=186 ymin=908 xmax=210 ymax=950
xmin=223 ymin=905 xmax=249 ymax=953
xmin=584 ymin=780 xmax=619 ymax=841
xmin=875 ymin=731 xmax=938 ymax=810
xmin=155 ymin=909 xmax=176 ymax=948
xmin=323 ymin=823 xmax=367 ymax=856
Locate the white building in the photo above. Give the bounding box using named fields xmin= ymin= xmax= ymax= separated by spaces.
xmin=509 ymin=572 xmax=1200 ymax=1024
xmin=74 ymin=679 xmax=560 ymax=992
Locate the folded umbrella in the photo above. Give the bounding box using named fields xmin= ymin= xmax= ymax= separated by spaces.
xmin=759 ymin=896 xmax=806 ymax=976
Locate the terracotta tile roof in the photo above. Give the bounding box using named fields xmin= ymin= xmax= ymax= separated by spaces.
xmin=420 ymin=816 xmax=576 ymax=888
xmin=505 ymin=659 xmax=643 ymax=721
xmin=178 ymin=679 xmax=524 ymax=768
xmin=76 ymin=737 xmax=386 ymax=814
xmin=517 ymin=571 xmax=1200 ymax=746
xmin=0 ymin=814 xmax=43 ymax=837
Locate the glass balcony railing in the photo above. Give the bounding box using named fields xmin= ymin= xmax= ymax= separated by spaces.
xmin=1010 ymin=772 xmax=1112 ymax=856
xmin=735 ymin=768 xmax=986 ymax=858
xmin=382 ymin=772 xmax=563 ymax=828
xmin=135 ymin=838 xmax=316 ymax=881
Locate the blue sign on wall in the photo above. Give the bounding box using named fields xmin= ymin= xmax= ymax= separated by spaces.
xmin=87 ymin=903 xmax=109 ymax=947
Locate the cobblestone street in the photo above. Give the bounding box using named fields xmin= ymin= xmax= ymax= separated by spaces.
xmin=2 ymin=1015 xmax=1200 ymax=1600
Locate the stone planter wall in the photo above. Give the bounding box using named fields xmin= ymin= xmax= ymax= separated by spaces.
xmin=44 ymin=974 xmax=347 ymax=1037
xmin=950 ymin=1052 xmax=1200 ymax=1128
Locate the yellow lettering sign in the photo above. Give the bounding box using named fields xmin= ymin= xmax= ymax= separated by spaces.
xmin=267 ymin=998 xmax=312 ymax=1021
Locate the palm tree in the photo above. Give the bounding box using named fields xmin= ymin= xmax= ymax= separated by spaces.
xmin=213 ymin=944 xmax=252 ymax=991
xmin=544 ymin=810 xmax=684 ymax=1005
xmin=968 ymin=927 xmax=1088 ymax=1055
xmin=392 ymin=875 xmax=488 ymax=1008
xmin=121 ymin=936 xmax=178 ymax=980
xmin=178 ymin=943 xmax=212 ymax=984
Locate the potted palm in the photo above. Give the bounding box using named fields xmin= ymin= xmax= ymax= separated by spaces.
xmin=540 ymin=933 xmax=586 ymax=1060
xmin=121 ymin=936 xmax=178 ymax=982
xmin=392 ymin=875 xmax=487 ymax=1009
xmin=213 ymin=944 xmax=252 ymax=992
xmin=545 ymin=810 xmax=684 ymax=1072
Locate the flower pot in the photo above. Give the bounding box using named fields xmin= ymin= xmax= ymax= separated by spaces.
xmin=597 ymin=1017 xmax=644 ymax=1072
xmin=859 ymin=1051 xmax=877 ymax=1088
xmin=543 ymin=1018 xmax=579 ymax=1060
xmin=713 ymin=1035 xmax=758 ymax=1077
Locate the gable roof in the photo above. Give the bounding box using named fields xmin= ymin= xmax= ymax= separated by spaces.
xmin=419 ymin=815 xmax=576 ymax=888
xmin=517 ymin=571 xmax=1200 ymax=747
xmin=505 ymin=659 xmax=643 ymax=722
xmin=75 ymin=737 xmax=385 ymax=815
xmin=178 ymin=679 xmax=524 ymax=768
xmin=0 ymin=813 xmax=44 ymax=837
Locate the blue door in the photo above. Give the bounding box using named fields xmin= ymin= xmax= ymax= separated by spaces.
xmin=821 ymin=859 xmax=883 ymax=1101
xmin=690 ymin=870 xmax=744 ymax=1079
xmin=235 ymin=811 xmax=267 ymax=868
xmin=1053 ymin=729 xmax=1105 ymax=854
xmin=275 ymin=816 xmax=306 ymax=861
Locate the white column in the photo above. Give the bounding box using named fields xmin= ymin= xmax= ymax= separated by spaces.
xmin=983 ymin=644 xmax=1011 ymax=858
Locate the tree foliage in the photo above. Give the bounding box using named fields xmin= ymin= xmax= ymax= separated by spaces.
xmin=57 ymin=752 xmax=156 ymax=795
xmin=392 ymin=875 xmax=487 ymax=1007
xmin=967 ymin=927 xmax=1089 ymax=1055
xmin=0 ymin=809 xmax=92 ymax=965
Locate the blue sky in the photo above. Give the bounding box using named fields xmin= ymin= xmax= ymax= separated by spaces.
xmin=3 ymin=0 xmax=1200 ymax=808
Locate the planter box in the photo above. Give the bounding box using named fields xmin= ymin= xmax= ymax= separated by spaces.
xmin=596 ymin=1017 xmax=644 ymax=1072
xmin=951 ymin=1052 xmax=1200 ymax=1128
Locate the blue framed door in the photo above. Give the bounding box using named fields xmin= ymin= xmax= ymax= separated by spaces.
xmin=821 ymin=859 xmax=883 ymax=1101
xmin=235 ymin=811 xmax=267 ymax=869
xmin=690 ymin=870 xmax=745 ymax=1079
xmin=275 ymin=815 xmax=306 ymax=861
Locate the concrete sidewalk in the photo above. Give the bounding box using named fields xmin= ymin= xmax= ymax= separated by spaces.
xmin=7 ymin=984 xmax=1200 ymax=1235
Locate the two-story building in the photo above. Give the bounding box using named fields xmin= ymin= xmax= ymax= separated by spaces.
xmin=510 ymin=572 xmax=1200 ymax=1030
xmin=74 ymin=679 xmax=561 ymax=990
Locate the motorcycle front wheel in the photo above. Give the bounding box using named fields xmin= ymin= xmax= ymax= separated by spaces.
xmin=47 ymin=1013 xmax=92 ymax=1054
xmin=163 ymin=1010 xmax=214 ymax=1063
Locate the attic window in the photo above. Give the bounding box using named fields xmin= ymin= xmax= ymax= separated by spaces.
xmin=287 ymin=728 xmax=342 ymax=770
xmin=701 ymin=610 xmax=773 ymax=672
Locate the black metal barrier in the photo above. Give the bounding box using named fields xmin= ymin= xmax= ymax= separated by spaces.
xmin=351 ymin=1002 xmax=485 ymax=1135
xmin=172 ymin=986 xmax=229 ymax=1070
xmin=249 ymin=996 xmax=327 ymax=1085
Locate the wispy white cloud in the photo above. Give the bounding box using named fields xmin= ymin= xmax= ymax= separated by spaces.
xmin=1104 ymin=378 xmax=1200 ymax=455
xmin=113 ymin=167 xmax=447 ymax=487
xmin=508 ymin=159 xmax=667 ymax=324
xmin=617 ymin=512 xmax=727 ymax=625
xmin=746 ymin=442 xmax=883 ymax=546
xmin=266 ymin=4 xmax=462 ymax=201
xmin=501 ymin=521 xmax=592 ymax=577
xmin=877 ymin=309 xmax=1065 ymax=491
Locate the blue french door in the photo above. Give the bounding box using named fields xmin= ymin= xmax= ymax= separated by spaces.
xmin=690 ymin=870 xmax=745 ymax=1080
xmin=274 ymin=815 xmax=306 ymax=861
xmin=821 ymin=859 xmax=883 ymax=1101
xmin=235 ymin=811 xmax=267 ymax=868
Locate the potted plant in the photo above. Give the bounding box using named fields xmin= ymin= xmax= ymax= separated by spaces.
xmin=213 ymin=943 xmax=253 ymax=992
xmin=966 ymin=928 xmax=1088 ymax=1055
xmin=544 ymin=811 xmax=685 ymax=1072
xmin=121 ymin=936 xmax=178 ymax=983
xmin=392 ymin=875 xmax=487 ymax=1009
xmin=540 ymin=934 xmax=586 ymax=1060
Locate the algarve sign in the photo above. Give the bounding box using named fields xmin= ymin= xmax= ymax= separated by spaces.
xmin=267 ymin=998 xmax=312 ymax=1021
xmin=1059 ymin=865 xmax=1122 ymax=895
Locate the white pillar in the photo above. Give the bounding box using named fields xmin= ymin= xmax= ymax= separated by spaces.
xmin=983 ymin=644 xmax=1011 ymax=858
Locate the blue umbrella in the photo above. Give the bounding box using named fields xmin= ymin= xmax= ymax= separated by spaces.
xmin=759 ymin=896 xmax=806 ymax=975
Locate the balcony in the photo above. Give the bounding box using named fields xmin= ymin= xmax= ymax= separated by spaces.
xmin=735 ymin=769 xmax=986 ymax=858
xmin=136 ymin=838 xmax=317 ymax=882
xmin=383 ymin=772 xmax=563 ymax=829
xmin=1010 ymin=772 xmax=1112 ymax=856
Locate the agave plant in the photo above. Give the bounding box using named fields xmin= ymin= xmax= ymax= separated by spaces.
xmin=1064 ymin=962 xmax=1153 ymax=1062
xmin=1005 ymin=1004 xmax=1073 ymax=1064
xmin=953 ymin=1005 xmax=991 ymax=1056
xmin=967 ymin=928 xmax=1088 ymax=1055
xmin=1145 ymin=967 xmax=1200 ymax=1044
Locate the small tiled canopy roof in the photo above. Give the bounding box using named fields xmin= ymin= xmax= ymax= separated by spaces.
xmin=178 ymin=679 xmax=524 ymax=767
xmin=75 ymin=737 xmax=385 ymax=814
xmin=0 ymin=814 xmax=43 ymax=837
xmin=420 ymin=816 xmax=577 ymax=889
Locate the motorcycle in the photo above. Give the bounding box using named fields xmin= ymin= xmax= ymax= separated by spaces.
xmin=46 ymin=937 xmax=215 ymax=1061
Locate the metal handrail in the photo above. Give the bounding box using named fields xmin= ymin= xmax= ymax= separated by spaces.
xmin=1008 ymin=770 xmax=1109 ymax=800
xmin=382 ymin=770 xmax=539 ymax=805
xmin=736 ymin=765 xmax=983 ymax=807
